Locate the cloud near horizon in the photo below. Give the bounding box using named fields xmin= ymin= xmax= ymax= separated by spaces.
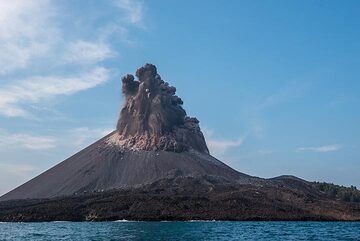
xmin=0 ymin=126 xmax=113 ymax=152
xmin=0 ymin=163 xmax=39 ymax=196
xmin=0 ymin=163 xmax=37 ymax=176
xmin=0 ymin=131 xmax=57 ymax=150
xmin=203 ymin=128 xmax=245 ymax=158
xmin=296 ymin=144 xmax=342 ymax=153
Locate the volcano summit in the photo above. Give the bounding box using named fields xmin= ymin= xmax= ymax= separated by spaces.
xmin=0 ymin=64 xmax=359 ymax=221
xmin=113 ymin=63 xmax=209 ymax=154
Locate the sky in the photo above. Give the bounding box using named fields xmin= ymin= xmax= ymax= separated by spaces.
xmin=0 ymin=0 xmax=359 ymax=195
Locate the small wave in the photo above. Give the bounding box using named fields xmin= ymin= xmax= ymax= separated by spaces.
xmin=114 ymin=219 xmax=132 ymax=222
xmin=51 ymin=221 xmax=70 ymax=223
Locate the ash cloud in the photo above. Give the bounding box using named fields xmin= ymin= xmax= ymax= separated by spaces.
xmin=121 ymin=74 xmax=139 ymax=95
xmin=115 ymin=63 xmax=209 ymax=153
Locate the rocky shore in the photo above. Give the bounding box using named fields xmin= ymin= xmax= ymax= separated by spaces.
xmin=1 ymin=176 xmax=359 ymax=222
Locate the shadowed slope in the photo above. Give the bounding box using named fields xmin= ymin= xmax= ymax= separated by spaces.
xmin=0 ymin=131 xmax=250 ymax=201
xmin=1 ymin=175 xmax=359 ymax=221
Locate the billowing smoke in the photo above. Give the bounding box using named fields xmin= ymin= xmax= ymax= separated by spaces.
xmin=121 ymin=74 xmax=139 ymax=95
xmin=114 ymin=63 xmax=209 ymax=153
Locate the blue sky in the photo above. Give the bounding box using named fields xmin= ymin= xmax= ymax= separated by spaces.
xmin=0 ymin=0 xmax=359 ymax=195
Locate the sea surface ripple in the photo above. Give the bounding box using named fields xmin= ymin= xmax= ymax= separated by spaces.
xmin=0 ymin=221 xmax=359 ymax=241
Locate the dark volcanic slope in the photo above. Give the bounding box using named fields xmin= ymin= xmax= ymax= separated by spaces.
xmin=0 ymin=132 xmax=251 ymax=201
xmin=1 ymin=176 xmax=359 ymax=222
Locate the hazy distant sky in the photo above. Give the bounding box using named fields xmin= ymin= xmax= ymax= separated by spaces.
xmin=0 ymin=0 xmax=359 ymax=195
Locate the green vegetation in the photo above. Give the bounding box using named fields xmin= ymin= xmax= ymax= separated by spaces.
xmin=313 ymin=182 xmax=360 ymax=203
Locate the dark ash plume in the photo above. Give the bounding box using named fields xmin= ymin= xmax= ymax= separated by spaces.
xmin=114 ymin=63 xmax=209 ymax=153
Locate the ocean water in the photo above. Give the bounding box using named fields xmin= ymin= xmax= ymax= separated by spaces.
xmin=0 ymin=221 xmax=359 ymax=241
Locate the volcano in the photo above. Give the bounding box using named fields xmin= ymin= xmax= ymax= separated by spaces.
xmin=0 ymin=63 xmax=253 ymax=201
xmin=0 ymin=64 xmax=359 ymax=221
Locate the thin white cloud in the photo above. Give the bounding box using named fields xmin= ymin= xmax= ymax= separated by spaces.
xmin=0 ymin=0 xmax=145 ymax=119
xmin=0 ymin=126 xmax=113 ymax=152
xmin=114 ymin=0 xmax=144 ymax=26
xmin=63 ymin=40 xmax=116 ymax=64
xmin=207 ymin=139 xmax=244 ymax=156
xmin=0 ymin=132 xmax=57 ymax=150
xmin=296 ymin=144 xmax=342 ymax=153
xmin=0 ymin=163 xmax=38 ymax=195
xmin=0 ymin=67 xmax=110 ymax=117
xmin=256 ymin=81 xmax=309 ymax=111
xmin=0 ymin=0 xmax=58 ymax=75
xmin=0 ymin=0 xmax=141 ymax=75
xmin=0 ymin=163 xmax=37 ymax=176
xmin=203 ymin=128 xmax=244 ymax=157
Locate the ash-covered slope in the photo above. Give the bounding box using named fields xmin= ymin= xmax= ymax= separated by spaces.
xmin=0 ymin=64 xmax=252 ymax=201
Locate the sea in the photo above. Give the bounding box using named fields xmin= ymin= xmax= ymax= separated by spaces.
xmin=0 ymin=221 xmax=359 ymax=240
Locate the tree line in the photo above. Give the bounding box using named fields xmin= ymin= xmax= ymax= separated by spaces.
xmin=313 ymin=182 xmax=360 ymax=203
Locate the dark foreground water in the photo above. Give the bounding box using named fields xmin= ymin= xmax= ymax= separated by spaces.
xmin=0 ymin=221 xmax=359 ymax=241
